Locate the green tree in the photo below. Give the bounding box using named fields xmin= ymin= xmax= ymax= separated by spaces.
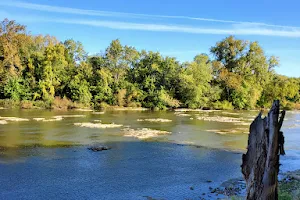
xmin=178 ymin=54 xmax=214 ymax=108
xmin=64 ymin=39 xmax=87 ymax=64
xmin=0 ymin=19 xmax=298 ymax=110
xmin=3 ymin=77 xmax=29 ymax=101
xmin=210 ymin=36 xmax=279 ymax=109
xmin=0 ymin=19 xmax=29 ymax=78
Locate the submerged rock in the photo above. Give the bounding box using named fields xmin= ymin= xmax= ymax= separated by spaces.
xmin=33 ymin=117 xmax=63 ymax=122
xmin=53 ymin=115 xmax=85 ymax=118
xmin=197 ymin=116 xmax=242 ymax=123
xmin=92 ymin=112 xmax=105 ymax=115
xmin=207 ymin=177 xmax=246 ymax=198
xmin=137 ymin=118 xmax=172 ymax=123
xmin=74 ymin=122 xmax=123 ymax=128
xmin=0 ymin=117 xmax=29 ymax=122
xmin=33 ymin=115 xmax=85 ymax=122
xmin=142 ymin=196 xmax=165 ymax=200
xmin=75 ymin=108 xmax=93 ymax=112
xmin=33 ymin=118 xmax=45 ymax=121
xmin=174 ymin=112 xmax=191 ymax=117
xmin=39 ymin=117 xmax=63 ymax=122
xmin=206 ymin=129 xmax=249 ymax=135
xmin=88 ymin=146 xmax=111 ymax=152
xmin=123 ymin=128 xmax=171 ymax=139
xmin=0 ymin=120 xmax=8 ymax=124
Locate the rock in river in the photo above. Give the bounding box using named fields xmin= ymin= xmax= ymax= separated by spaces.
xmin=88 ymin=146 xmax=111 ymax=152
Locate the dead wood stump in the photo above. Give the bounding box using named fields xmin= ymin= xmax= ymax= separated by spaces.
xmin=241 ymin=100 xmax=286 ymax=200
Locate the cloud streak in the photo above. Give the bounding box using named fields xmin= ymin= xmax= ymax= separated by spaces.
xmin=2 ymin=0 xmax=300 ymax=30
xmin=4 ymin=15 xmax=300 ymax=38
xmin=1 ymin=1 xmax=300 ymax=38
xmin=37 ymin=18 xmax=300 ymax=38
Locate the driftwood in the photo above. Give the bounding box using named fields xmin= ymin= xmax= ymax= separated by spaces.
xmin=241 ymin=100 xmax=286 ymax=200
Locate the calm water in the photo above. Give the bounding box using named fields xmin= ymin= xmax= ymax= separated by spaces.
xmin=0 ymin=109 xmax=299 ymax=151
xmin=0 ymin=109 xmax=299 ymax=200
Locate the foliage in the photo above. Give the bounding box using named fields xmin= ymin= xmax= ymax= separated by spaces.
xmin=3 ymin=77 xmax=28 ymax=101
xmin=210 ymin=36 xmax=284 ymax=109
xmin=278 ymin=178 xmax=300 ymax=200
xmin=0 ymin=19 xmax=299 ymax=110
xmin=212 ymin=100 xmax=234 ymax=110
xmin=0 ymin=99 xmax=20 ymax=108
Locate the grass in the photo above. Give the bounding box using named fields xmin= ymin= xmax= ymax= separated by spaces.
xmin=279 ymin=178 xmax=300 ymax=200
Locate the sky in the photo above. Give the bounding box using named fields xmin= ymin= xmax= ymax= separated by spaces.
xmin=1 ymin=0 xmax=300 ymax=77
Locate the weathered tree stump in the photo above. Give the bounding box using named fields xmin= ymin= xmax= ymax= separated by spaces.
xmin=241 ymin=100 xmax=285 ymax=200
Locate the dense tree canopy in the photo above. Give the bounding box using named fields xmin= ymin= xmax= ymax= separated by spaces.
xmin=0 ymin=19 xmax=299 ymax=110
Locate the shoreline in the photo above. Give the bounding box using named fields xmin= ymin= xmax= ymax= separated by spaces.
xmin=1 ymin=105 xmax=300 ymax=112
xmin=1 ymin=100 xmax=300 ymax=111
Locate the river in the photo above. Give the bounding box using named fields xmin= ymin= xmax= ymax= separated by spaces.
xmin=0 ymin=109 xmax=299 ymax=199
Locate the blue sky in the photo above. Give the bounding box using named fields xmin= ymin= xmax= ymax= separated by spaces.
xmin=1 ymin=0 xmax=300 ymax=77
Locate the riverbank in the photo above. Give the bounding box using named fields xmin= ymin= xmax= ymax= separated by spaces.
xmin=1 ymin=99 xmax=300 ymax=111
xmin=203 ymin=169 xmax=300 ymax=200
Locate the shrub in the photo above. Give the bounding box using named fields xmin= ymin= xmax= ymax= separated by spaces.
xmin=117 ymin=89 xmax=127 ymax=107
xmin=0 ymin=99 xmax=20 ymax=108
xmin=20 ymin=101 xmax=33 ymax=109
xmin=294 ymin=103 xmax=300 ymax=110
xmin=33 ymin=101 xmax=50 ymax=109
xmin=4 ymin=78 xmax=27 ymax=101
xmin=212 ymin=100 xmax=234 ymax=110
xmin=127 ymin=102 xmax=141 ymax=108
xmin=283 ymin=102 xmax=294 ymax=110
xmin=159 ymin=90 xmax=181 ymax=108
xmin=72 ymin=102 xmax=89 ymax=109
xmin=99 ymin=102 xmax=109 ymax=109
xmin=51 ymin=97 xmax=73 ymax=110
xmin=152 ymin=107 xmax=160 ymax=111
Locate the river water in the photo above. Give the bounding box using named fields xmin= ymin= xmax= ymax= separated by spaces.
xmin=0 ymin=109 xmax=299 ymax=200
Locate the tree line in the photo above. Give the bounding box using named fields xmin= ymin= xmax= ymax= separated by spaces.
xmin=0 ymin=19 xmax=299 ymax=110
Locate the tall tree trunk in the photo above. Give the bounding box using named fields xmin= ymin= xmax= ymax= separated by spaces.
xmin=241 ymin=100 xmax=285 ymax=200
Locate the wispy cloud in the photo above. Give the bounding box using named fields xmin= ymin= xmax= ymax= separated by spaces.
xmin=2 ymin=0 xmax=300 ymax=30
xmin=38 ymin=18 xmax=300 ymax=38
xmin=0 ymin=1 xmax=122 ymax=17
xmin=1 ymin=1 xmax=300 ymax=38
